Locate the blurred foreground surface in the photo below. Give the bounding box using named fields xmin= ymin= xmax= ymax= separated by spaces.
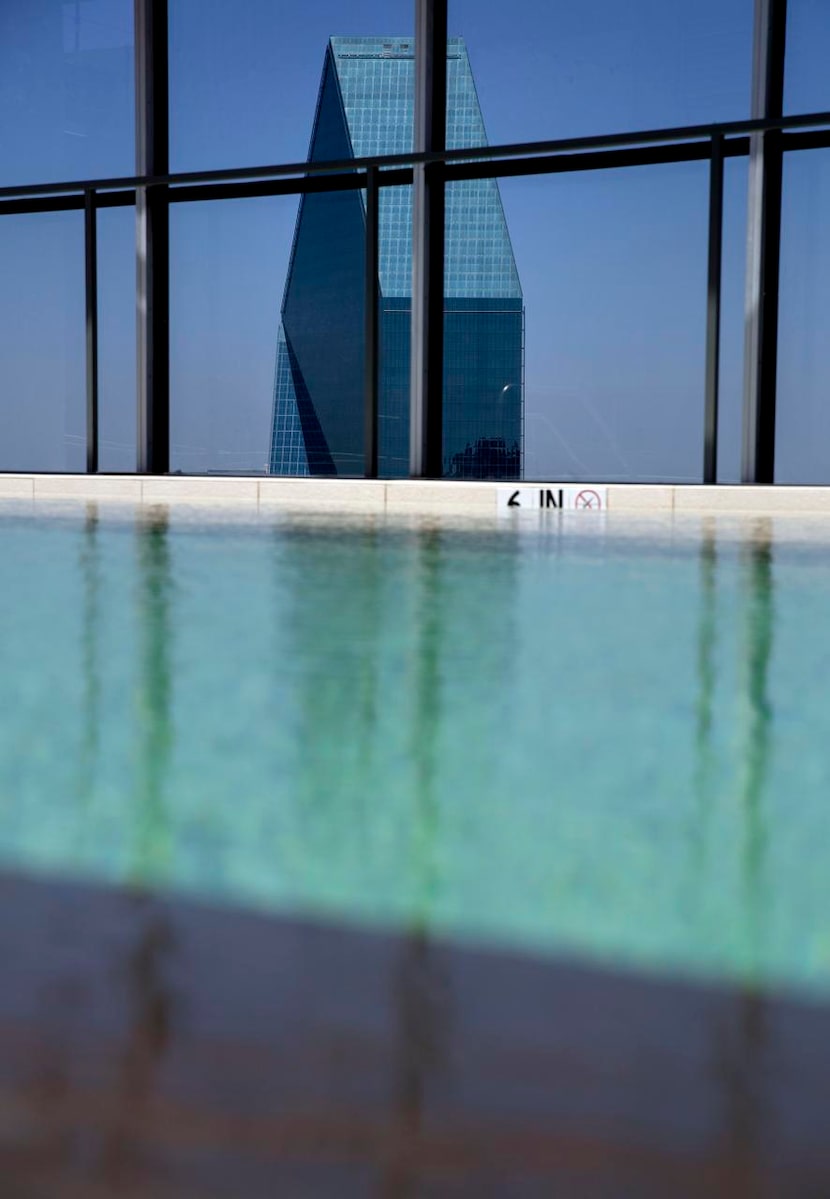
xmin=1 ymin=867 xmax=829 ymax=1198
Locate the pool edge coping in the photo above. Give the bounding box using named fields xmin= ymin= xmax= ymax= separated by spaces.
xmin=3 ymin=475 xmax=830 ymax=515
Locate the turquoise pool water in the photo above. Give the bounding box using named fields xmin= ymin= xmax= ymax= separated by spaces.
xmin=1 ymin=504 xmax=829 ymax=997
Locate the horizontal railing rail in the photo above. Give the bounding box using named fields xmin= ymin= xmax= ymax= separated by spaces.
xmin=1 ymin=109 xmax=829 ymax=202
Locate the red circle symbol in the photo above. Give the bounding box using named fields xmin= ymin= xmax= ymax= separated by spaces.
xmin=574 ymin=489 xmax=602 ymax=510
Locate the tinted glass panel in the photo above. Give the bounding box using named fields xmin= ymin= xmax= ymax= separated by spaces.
xmin=490 ymin=163 xmax=709 ymax=483
xmin=450 ymin=0 xmax=752 ymax=145
xmin=170 ymin=198 xmax=296 ymax=475
xmin=717 ymin=157 xmax=749 ymax=484
xmin=0 ymin=212 xmax=85 ymax=471
xmin=98 ymin=204 xmax=137 ymax=472
xmin=0 ymin=0 xmax=133 ymax=187
xmin=776 ymin=149 xmax=830 ymax=483
xmin=274 ymin=180 xmax=367 ymax=478
xmin=439 ymin=178 xmax=522 ymax=481
xmin=169 ymin=1 xmax=413 ymax=173
xmin=785 ymin=0 xmax=830 ymax=114
xmin=378 ymin=184 xmax=412 ymax=478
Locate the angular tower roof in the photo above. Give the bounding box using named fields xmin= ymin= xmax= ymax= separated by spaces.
xmin=309 ymin=36 xmax=522 ymax=300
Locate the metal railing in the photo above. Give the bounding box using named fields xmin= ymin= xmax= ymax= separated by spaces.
xmin=0 ymin=0 xmax=822 ymax=483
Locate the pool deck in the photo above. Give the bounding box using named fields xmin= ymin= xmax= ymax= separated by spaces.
xmin=4 ymin=473 xmax=830 ymax=515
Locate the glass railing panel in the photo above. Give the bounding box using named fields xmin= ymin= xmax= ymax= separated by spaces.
xmin=785 ymin=0 xmax=830 ymax=115
xmin=716 ymin=156 xmax=750 ymax=485
xmin=0 ymin=211 xmax=85 ymax=472
xmin=776 ymin=148 xmax=830 ymax=483
xmin=170 ymin=187 xmax=367 ymax=478
xmin=169 ymin=3 xmax=414 ymax=173
xmin=449 ymin=161 xmax=710 ymax=483
xmin=98 ymin=204 xmax=137 ymax=473
xmin=440 ymin=173 xmax=523 ymax=481
xmin=449 ymin=0 xmax=752 ymax=146
xmin=0 ymin=0 xmax=133 ymax=188
xmin=170 ymin=196 xmax=294 ymax=476
xmin=378 ymin=183 xmax=413 ymax=479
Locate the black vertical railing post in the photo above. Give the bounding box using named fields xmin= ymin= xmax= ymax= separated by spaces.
xmin=704 ymin=133 xmax=724 ymax=484
xmin=742 ymin=0 xmax=787 ymax=484
xmin=135 ymin=0 xmax=170 ymax=475
xmin=84 ymin=188 xmax=99 ymax=474
xmin=410 ymin=0 xmax=447 ymax=478
xmin=364 ymin=165 xmax=380 ymax=478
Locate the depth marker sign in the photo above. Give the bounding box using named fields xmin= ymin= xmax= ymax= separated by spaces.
xmin=498 ymin=486 xmax=607 ymax=513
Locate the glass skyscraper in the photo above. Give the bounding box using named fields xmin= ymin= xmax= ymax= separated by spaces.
xmin=269 ymin=36 xmax=523 ymax=478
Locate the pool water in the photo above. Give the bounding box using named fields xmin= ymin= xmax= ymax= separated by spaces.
xmin=1 ymin=504 xmax=829 ymax=998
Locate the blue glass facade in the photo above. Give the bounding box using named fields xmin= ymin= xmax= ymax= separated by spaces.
xmin=269 ymin=37 xmax=523 ymax=478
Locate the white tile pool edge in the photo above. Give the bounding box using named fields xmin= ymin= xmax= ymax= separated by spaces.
xmin=3 ymin=475 xmax=830 ymax=515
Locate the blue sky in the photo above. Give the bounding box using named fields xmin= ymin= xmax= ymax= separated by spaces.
xmin=0 ymin=0 xmax=829 ymax=479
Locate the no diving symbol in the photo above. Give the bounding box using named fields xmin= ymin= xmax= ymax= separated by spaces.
xmin=574 ymin=489 xmax=602 ymax=510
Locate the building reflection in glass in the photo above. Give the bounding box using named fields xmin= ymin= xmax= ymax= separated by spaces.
xmin=277 ymin=518 xmax=519 ymax=1194
xmin=277 ymin=521 xmax=384 ymax=860
xmin=382 ymin=528 xmax=450 ymax=1198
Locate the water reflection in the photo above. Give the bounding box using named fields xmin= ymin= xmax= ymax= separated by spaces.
xmin=16 ymin=506 xmax=810 ymax=1007
xmin=692 ymin=519 xmax=717 ymax=872
xmin=280 ymin=524 xmax=386 ymax=853
xmin=385 ymin=531 xmax=451 ymax=1198
xmin=77 ymin=503 xmax=100 ymax=815
xmin=278 ymin=522 xmax=519 ymax=895
xmin=409 ymin=529 xmax=443 ymax=923
xmin=277 ymin=523 xmax=528 ymax=1194
xmin=693 ymin=520 xmax=775 ymax=966
xmin=697 ymin=521 xmax=775 ymax=1193
xmin=95 ymin=511 xmax=178 ymax=1184
xmin=737 ymin=522 xmax=773 ymax=974
xmin=3 ymin=509 xmax=830 ymax=1193
xmin=102 ymin=896 xmax=176 ymax=1188
xmin=132 ymin=511 xmax=173 ymax=882
xmin=278 ymin=524 xmax=458 ymax=1195
xmin=1 ymin=868 xmax=828 ymax=1197
xmin=728 ymin=524 xmax=774 ymax=1176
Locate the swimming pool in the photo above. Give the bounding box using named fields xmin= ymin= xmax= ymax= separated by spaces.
xmin=1 ymin=503 xmax=828 ymax=999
